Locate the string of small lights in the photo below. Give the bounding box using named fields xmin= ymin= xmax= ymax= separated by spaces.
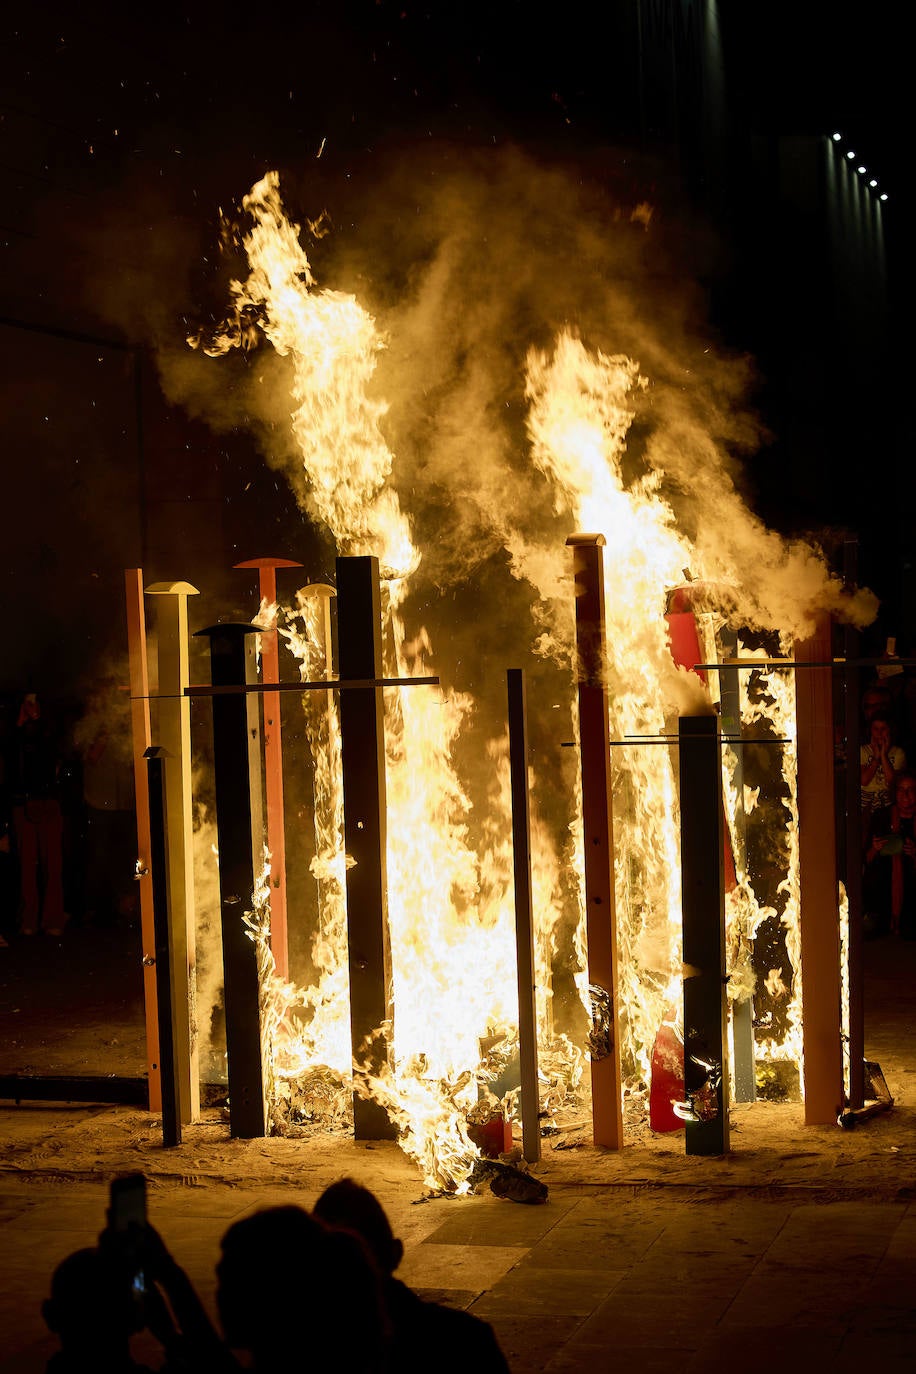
xmin=830 ymin=131 xmax=888 ymax=202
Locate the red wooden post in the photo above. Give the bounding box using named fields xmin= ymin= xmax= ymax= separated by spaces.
xmin=235 ymin=558 xmax=302 ymax=982
xmin=795 ymin=616 xmax=844 ymax=1124
xmin=567 ymin=533 xmax=624 ymax=1149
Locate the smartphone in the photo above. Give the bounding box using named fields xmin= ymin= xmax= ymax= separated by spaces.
xmin=108 ymin=1174 xmax=148 ymax=1300
xmin=109 ymin=1173 xmax=147 ymax=1233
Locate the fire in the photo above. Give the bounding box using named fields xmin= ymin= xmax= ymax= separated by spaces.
xmin=188 ymin=169 xmax=869 ymax=1183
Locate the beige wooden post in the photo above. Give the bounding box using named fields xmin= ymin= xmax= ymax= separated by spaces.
xmin=145 ymin=581 xmax=200 ymax=1123
xmin=124 ymin=569 xmax=161 ymax=1112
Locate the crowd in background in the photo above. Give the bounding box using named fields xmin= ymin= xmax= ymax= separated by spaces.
xmin=0 ymin=689 xmax=137 ymax=948
xmin=858 ymin=649 xmax=916 ymax=938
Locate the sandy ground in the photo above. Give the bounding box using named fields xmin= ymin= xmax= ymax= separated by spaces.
xmin=1 ymin=923 xmax=914 ymax=1199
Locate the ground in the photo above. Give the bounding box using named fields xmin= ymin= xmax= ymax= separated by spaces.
xmin=1 ymin=929 xmax=914 ymax=1370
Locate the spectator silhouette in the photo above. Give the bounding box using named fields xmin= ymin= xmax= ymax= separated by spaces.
xmin=11 ymin=692 xmax=66 ymax=936
xmin=45 ymin=1220 xmax=234 ymax=1374
xmin=860 ymin=712 xmax=905 ymax=846
xmin=217 ymin=1205 xmax=387 ymax=1371
xmin=314 ymin=1179 xmax=510 ymax=1373
xmin=42 ymin=1246 xmax=153 ymax=1373
xmin=864 ymin=770 xmax=916 ymax=939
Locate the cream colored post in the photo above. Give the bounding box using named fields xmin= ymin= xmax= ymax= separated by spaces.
xmin=145 ymin=580 xmax=200 ymax=1123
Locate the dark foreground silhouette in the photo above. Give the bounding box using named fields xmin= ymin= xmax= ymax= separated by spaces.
xmin=315 ymin=1178 xmax=511 ymax=1372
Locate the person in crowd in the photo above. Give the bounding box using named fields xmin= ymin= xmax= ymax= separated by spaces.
xmin=43 ymin=1246 xmax=157 ymax=1374
xmin=864 ymin=770 xmax=916 ymax=939
xmin=314 ymin=1178 xmax=510 ymax=1373
xmin=45 ymin=1173 xmax=236 ymax=1374
xmin=217 ymin=1205 xmax=387 ymax=1372
xmin=860 ymin=712 xmax=905 ymax=846
xmin=11 ymin=692 xmax=66 ymax=936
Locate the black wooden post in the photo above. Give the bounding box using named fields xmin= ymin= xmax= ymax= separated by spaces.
xmin=145 ymin=746 xmax=181 ymax=1147
xmin=195 ymin=622 xmax=267 ymax=1139
xmin=507 ymin=669 xmax=541 ymax=1164
xmin=336 ymin=556 xmax=397 ymax=1140
xmin=679 ymin=714 xmax=730 ymax=1155
xmin=843 ymin=539 xmax=865 ymax=1109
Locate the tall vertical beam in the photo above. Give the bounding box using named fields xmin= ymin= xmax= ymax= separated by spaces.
xmin=235 ymin=558 xmax=302 ymax=982
xmin=795 ymin=616 xmax=844 ymax=1124
xmin=843 ymin=540 xmax=865 ymax=1110
xmin=124 ymin=570 xmax=161 ymax=1112
xmin=718 ymin=631 xmax=756 ymax=1103
xmin=145 ymin=747 xmax=181 ymax=1147
xmin=195 ymin=623 xmax=267 ymax=1139
xmin=146 ymin=581 xmax=200 ymax=1124
xmin=566 ymin=534 xmax=623 ymax=1150
xmin=296 ymin=582 xmax=339 ymax=930
xmin=336 ymin=556 xmax=396 ymax=1141
xmin=507 ymin=669 xmax=541 ymax=1165
xmin=679 ymin=713 xmax=730 ymax=1156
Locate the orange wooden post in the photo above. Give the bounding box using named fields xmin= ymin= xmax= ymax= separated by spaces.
xmin=235 ymin=558 xmax=302 ymax=982
xmin=567 ymin=533 xmax=624 ymax=1149
xmin=124 ymin=569 xmax=161 ymax=1113
xmin=795 ymin=616 xmax=844 ymax=1124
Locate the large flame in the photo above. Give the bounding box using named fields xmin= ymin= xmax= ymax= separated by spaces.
xmin=189 ymin=169 xmax=868 ymax=1183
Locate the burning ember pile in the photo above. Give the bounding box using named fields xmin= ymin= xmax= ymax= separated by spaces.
xmin=183 ymin=168 xmax=873 ymax=1191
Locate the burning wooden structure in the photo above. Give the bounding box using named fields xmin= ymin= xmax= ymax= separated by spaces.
xmin=124 ymin=524 xmax=876 ymax=1186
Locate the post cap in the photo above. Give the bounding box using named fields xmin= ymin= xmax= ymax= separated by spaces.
xmin=234 ymin=557 xmax=304 ymax=570
xmin=145 ymin=581 xmax=200 ymax=596
xmin=566 ymin=533 xmax=607 ymax=548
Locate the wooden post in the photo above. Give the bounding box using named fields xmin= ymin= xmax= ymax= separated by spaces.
xmin=145 ymin=748 xmax=181 ymax=1147
xmin=124 ymin=569 xmax=161 ymax=1113
xmin=843 ymin=540 xmax=865 ymax=1109
xmin=566 ymin=534 xmax=623 ymax=1149
xmin=235 ymin=558 xmax=303 ymax=981
xmin=679 ymin=714 xmax=730 ymax=1155
xmin=195 ymin=623 xmax=267 ymax=1139
xmin=718 ymin=630 xmax=756 ymax=1103
xmin=336 ymin=556 xmax=396 ymax=1141
xmin=795 ymin=616 xmax=844 ymax=1124
xmin=507 ymin=669 xmax=541 ymax=1164
xmin=145 ymin=581 xmax=200 ymax=1124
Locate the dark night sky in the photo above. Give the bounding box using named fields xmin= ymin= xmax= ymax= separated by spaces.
xmin=3 ymin=5 xmax=905 ymax=207
xmin=0 ymin=3 xmax=910 ymax=687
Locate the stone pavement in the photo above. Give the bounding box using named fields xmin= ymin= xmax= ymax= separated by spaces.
xmin=1 ymin=1162 xmax=914 ymax=1373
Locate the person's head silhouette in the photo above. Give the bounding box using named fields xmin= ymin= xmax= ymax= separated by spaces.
xmin=43 ymin=1246 xmax=142 ymax=1358
xmin=313 ymin=1177 xmax=404 ymax=1275
xmin=217 ymin=1205 xmax=386 ymax=1370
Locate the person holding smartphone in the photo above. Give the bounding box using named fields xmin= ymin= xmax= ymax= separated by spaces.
xmin=45 ymin=1174 xmax=234 ymax=1374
